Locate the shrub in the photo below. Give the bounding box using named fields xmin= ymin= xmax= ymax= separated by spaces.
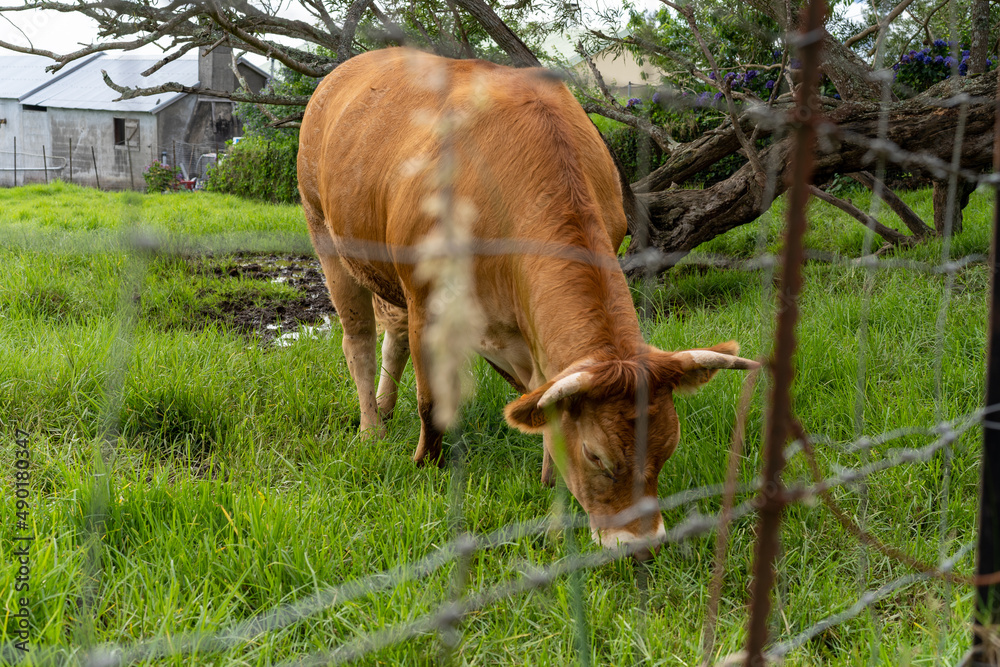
xmin=143 ymin=160 xmax=183 ymax=193
xmin=893 ymin=40 xmax=995 ymax=96
xmin=205 ymin=136 xmax=300 ymax=204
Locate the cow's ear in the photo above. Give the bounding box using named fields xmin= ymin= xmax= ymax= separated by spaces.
xmin=668 ymin=341 xmax=759 ymax=393
xmin=504 ymin=385 xmax=551 ymax=433
xmin=505 ymin=367 xmax=594 ymax=433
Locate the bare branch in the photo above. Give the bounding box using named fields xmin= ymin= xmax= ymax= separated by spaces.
xmin=843 ymin=0 xmax=917 ymax=49
xmin=338 ymin=0 xmax=373 ymax=62
xmin=808 ymin=185 xmax=913 ymax=245
xmin=229 ymin=48 xmax=281 ymax=126
xmin=202 ymin=0 xmax=332 ymax=77
xmin=100 ymin=69 xmax=310 ymax=106
xmin=888 ymin=0 xmax=949 ymax=59
xmin=848 ymin=171 xmax=935 ymax=238
xmin=302 ymin=0 xmax=339 ymax=37
xmin=451 ymin=0 xmax=540 ymax=67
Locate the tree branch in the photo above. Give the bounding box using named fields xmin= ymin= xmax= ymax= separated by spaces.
xmin=808 ymin=185 xmax=913 ymax=245
xmin=847 ymin=171 xmax=934 ymax=238
xmin=100 ymin=69 xmax=310 ymax=106
xmin=338 ymin=0 xmax=373 ymax=62
xmin=451 ymin=0 xmax=539 ymax=66
xmin=843 ymin=0 xmax=916 ymax=49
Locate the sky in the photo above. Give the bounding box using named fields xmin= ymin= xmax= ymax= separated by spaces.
xmin=0 ymin=0 xmax=665 ymax=63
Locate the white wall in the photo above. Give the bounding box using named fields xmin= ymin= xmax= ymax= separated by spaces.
xmin=0 ymin=105 xmax=158 ymax=189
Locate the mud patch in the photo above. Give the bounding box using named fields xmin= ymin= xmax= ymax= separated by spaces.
xmin=189 ymin=253 xmax=337 ymax=345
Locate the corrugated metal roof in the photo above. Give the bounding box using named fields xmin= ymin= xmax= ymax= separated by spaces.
xmin=0 ymin=53 xmax=96 ymax=100
xmin=19 ymin=53 xmax=196 ymax=113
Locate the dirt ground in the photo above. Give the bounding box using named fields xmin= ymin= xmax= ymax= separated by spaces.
xmin=191 ymin=253 xmax=338 ymax=344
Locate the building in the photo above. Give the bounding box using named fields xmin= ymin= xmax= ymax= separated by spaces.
xmin=0 ymin=47 xmax=269 ymax=189
xmin=548 ymin=30 xmax=665 ymax=98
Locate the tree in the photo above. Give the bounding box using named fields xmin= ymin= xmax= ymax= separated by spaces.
xmin=1 ymin=0 xmax=994 ymax=267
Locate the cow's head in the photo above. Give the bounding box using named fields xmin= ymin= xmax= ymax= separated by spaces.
xmin=504 ymin=341 xmax=757 ymax=553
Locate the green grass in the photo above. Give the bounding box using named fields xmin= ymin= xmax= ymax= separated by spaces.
xmin=0 ymin=181 xmax=990 ymax=665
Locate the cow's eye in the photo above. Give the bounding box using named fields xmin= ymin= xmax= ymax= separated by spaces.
xmin=581 ymin=442 xmax=604 ymax=470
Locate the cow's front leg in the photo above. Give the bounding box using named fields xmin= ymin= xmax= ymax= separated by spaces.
xmin=406 ymin=306 xmax=445 ymax=466
xmin=541 ymin=432 xmax=556 ymax=487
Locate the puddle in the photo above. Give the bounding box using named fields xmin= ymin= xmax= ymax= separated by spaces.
xmin=189 ymin=253 xmax=338 ymax=345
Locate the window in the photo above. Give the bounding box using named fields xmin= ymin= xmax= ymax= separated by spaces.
xmin=113 ymin=118 xmax=139 ymax=148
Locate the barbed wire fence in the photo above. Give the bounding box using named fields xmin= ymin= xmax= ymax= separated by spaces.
xmin=3 ymin=0 xmax=1000 ymax=663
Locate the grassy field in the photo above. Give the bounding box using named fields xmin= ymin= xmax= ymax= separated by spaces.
xmin=0 ymin=181 xmax=990 ymax=665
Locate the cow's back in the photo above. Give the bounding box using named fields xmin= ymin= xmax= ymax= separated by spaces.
xmin=298 ymin=48 xmax=627 ymax=305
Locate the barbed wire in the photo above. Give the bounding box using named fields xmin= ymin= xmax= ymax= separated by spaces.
xmin=62 ymin=403 xmax=990 ymax=667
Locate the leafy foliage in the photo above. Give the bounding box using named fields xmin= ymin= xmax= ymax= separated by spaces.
xmin=893 ymin=40 xmax=995 ymax=96
xmin=143 ymin=160 xmax=183 ymax=194
xmin=205 ymin=136 xmax=300 ymax=204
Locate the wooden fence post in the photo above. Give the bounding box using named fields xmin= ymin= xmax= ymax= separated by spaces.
xmin=69 ymin=138 xmax=73 ymax=184
xmin=42 ymin=145 xmax=48 ymax=184
xmin=91 ymin=146 xmax=100 ymax=190
xmin=127 ymin=145 xmax=135 ymax=190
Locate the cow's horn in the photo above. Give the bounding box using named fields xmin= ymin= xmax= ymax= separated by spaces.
xmin=679 ymin=350 xmax=760 ymax=371
xmin=538 ymin=371 xmax=593 ymax=408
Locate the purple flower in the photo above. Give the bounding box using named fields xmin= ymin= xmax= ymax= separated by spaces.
xmin=708 ymin=71 xmax=716 ymax=80
xmin=652 ymin=91 xmax=661 ymax=104
xmin=892 ymin=63 xmax=900 ymax=71
xmin=902 ymin=54 xmax=911 ymax=63
xmin=746 ymin=69 xmax=758 ymax=80
xmin=626 ymin=97 xmax=641 ymax=108
xmin=909 ymin=50 xmax=917 ymax=57
xmin=696 ymin=91 xmax=710 ymax=105
xmin=934 ymin=55 xmax=944 ymax=64
xmin=944 ymin=56 xmax=955 ymax=67
xmin=765 ymin=79 xmax=775 ymax=90
xmin=714 ymin=91 xmax=724 ymax=100
xmin=934 ymin=39 xmax=947 ymax=48
xmin=833 ymin=93 xmax=840 ymax=99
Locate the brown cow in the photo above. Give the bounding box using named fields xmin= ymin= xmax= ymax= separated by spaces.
xmin=298 ymin=48 xmax=757 ymax=550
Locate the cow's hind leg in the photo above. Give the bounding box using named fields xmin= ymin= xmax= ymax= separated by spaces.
xmin=374 ymin=296 xmax=410 ymax=421
xmin=307 ymin=213 xmax=382 ymax=437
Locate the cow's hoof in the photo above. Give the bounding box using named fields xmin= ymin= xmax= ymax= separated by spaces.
xmin=358 ymin=423 xmax=387 ymax=441
xmin=412 ymin=446 xmax=445 ymax=468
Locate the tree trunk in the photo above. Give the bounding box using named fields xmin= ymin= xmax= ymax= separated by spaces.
xmin=932 ymin=178 xmax=977 ymax=236
xmin=969 ymin=0 xmax=991 ymax=76
xmin=627 ymin=72 xmax=998 ymax=269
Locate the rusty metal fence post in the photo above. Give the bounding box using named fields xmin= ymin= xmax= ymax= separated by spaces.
xmin=743 ymin=0 xmax=826 ymax=663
